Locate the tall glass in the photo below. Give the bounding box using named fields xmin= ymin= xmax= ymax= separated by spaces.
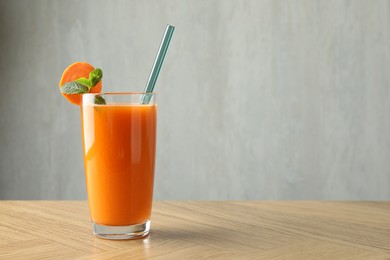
xmin=80 ymin=92 xmax=157 ymax=240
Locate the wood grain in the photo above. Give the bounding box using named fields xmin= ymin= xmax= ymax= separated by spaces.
xmin=0 ymin=201 xmax=389 ymax=259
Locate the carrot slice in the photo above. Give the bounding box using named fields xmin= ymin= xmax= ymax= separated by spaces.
xmin=59 ymin=62 xmax=102 ymax=105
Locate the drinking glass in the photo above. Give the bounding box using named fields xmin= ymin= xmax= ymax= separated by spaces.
xmin=80 ymin=92 xmax=157 ymax=240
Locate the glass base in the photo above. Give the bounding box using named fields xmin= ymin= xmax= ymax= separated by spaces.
xmin=92 ymin=220 xmax=150 ymax=240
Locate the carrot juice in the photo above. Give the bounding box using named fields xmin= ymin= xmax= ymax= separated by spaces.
xmin=80 ymin=93 xmax=156 ymax=238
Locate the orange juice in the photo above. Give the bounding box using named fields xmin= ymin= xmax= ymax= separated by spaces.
xmin=81 ymin=103 xmax=157 ymax=226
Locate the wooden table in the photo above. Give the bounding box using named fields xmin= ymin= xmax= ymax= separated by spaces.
xmin=0 ymin=201 xmax=389 ymax=259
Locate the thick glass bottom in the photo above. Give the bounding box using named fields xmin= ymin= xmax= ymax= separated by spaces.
xmin=92 ymin=220 xmax=150 ymax=240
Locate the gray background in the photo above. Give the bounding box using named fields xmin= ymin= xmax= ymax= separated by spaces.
xmin=0 ymin=0 xmax=389 ymax=200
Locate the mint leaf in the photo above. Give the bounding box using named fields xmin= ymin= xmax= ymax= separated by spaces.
xmin=89 ymin=68 xmax=103 ymax=87
xmin=76 ymin=77 xmax=92 ymax=88
xmin=61 ymin=81 xmax=89 ymax=94
xmin=94 ymin=95 xmax=106 ymax=105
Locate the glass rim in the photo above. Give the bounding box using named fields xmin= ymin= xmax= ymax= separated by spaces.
xmin=83 ymin=92 xmax=157 ymax=96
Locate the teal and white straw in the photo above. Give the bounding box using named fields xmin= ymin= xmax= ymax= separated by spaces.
xmin=142 ymin=24 xmax=175 ymax=104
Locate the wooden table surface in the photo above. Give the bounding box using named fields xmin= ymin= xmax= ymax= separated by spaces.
xmin=0 ymin=201 xmax=389 ymax=259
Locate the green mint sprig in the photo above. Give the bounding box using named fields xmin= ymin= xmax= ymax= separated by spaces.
xmin=61 ymin=68 xmax=103 ymax=93
xmin=61 ymin=68 xmax=105 ymax=104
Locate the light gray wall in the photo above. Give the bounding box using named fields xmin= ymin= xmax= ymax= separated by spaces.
xmin=0 ymin=0 xmax=389 ymax=200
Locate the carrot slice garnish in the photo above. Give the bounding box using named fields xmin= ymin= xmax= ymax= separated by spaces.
xmin=59 ymin=62 xmax=102 ymax=105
